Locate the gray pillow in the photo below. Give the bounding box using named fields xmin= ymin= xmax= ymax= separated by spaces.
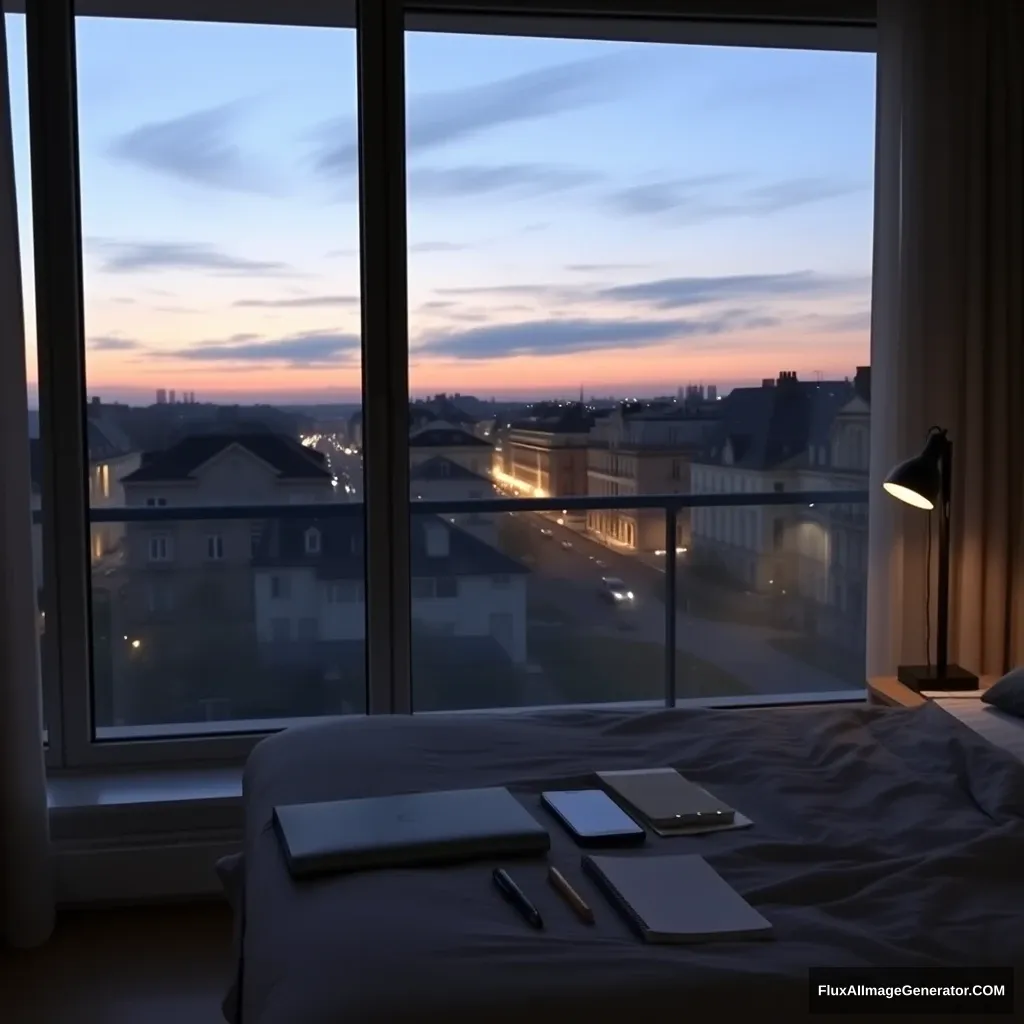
xmin=982 ymin=667 xmax=1024 ymax=718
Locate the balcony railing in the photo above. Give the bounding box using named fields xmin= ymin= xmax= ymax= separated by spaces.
xmin=44 ymin=489 xmax=871 ymax=736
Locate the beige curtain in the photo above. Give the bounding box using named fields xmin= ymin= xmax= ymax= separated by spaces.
xmin=0 ymin=13 xmax=53 ymax=947
xmin=868 ymin=0 xmax=1024 ymax=678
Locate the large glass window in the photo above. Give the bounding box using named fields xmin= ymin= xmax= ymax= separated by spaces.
xmin=73 ymin=15 xmax=365 ymax=733
xmin=406 ymin=28 xmax=875 ymax=709
xmin=9 ymin=7 xmax=876 ymax=767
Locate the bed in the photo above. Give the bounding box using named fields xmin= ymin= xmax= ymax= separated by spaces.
xmin=224 ymin=703 xmax=1024 ymax=1024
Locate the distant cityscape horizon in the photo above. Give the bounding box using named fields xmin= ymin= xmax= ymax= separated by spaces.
xmin=24 ymin=364 xmax=868 ymax=412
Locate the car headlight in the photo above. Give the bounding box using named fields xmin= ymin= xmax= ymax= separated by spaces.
xmin=627 ymin=592 xmax=634 ymax=600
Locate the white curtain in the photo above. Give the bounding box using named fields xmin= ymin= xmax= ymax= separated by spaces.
xmin=868 ymin=0 xmax=1024 ymax=677
xmin=0 ymin=13 xmax=53 ymax=948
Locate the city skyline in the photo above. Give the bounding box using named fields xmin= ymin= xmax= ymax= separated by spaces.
xmin=6 ymin=16 xmax=875 ymax=405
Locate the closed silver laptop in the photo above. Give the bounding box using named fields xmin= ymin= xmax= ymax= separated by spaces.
xmin=274 ymin=786 xmax=550 ymax=878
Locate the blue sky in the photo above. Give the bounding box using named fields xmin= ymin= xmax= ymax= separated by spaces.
xmin=5 ymin=15 xmax=875 ymax=404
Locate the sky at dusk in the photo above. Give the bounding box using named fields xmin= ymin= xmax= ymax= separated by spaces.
xmin=5 ymin=15 xmax=875 ymax=405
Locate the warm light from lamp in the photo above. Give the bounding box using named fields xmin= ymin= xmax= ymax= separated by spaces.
xmin=882 ymin=481 xmax=935 ymax=510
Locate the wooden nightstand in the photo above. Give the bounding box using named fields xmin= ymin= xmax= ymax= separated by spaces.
xmin=867 ymin=675 xmax=997 ymax=708
xmin=867 ymin=677 xmax=928 ymax=708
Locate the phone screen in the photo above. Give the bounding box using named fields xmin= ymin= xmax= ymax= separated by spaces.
xmin=543 ymin=790 xmax=644 ymax=839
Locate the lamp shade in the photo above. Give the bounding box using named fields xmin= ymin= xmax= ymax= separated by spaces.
xmin=882 ymin=430 xmax=946 ymax=510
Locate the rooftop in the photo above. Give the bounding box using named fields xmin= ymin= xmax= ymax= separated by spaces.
xmin=696 ymin=372 xmax=854 ymax=470
xmin=510 ymin=403 xmax=596 ymax=435
xmin=409 ymin=455 xmax=492 ymax=484
xmin=253 ymin=514 xmax=528 ymax=580
xmin=121 ymin=433 xmax=331 ymax=484
xmin=408 ymin=427 xmax=491 ymax=449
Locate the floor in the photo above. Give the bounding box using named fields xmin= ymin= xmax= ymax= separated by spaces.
xmin=0 ymin=902 xmax=234 ymax=1024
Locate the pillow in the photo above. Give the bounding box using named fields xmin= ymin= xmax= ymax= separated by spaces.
xmin=981 ymin=667 xmax=1024 ymax=718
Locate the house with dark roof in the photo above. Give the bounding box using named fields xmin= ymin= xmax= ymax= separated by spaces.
xmin=410 ymin=456 xmax=500 ymax=546
xmin=408 ymin=426 xmax=493 ymax=477
xmin=689 ymin=371 xmax=857 ymax=593
xmin=252 ymin=514 xmax=529 ymax=668
xmin=108 ymin=433 xmax=335 ymax=725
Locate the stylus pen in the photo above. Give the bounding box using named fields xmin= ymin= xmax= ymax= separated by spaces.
xmin=548 ymin=866 xmax=595 ymax=924
xmin=493 ymin=868 xmax=544 ymax=929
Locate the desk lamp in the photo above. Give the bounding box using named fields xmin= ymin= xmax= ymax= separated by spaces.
xmin=883 ymin=427 xmax=978 ymax=692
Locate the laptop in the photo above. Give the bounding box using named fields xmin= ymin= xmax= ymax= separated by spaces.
xmin=273 ymin=786 xmax=550 ymax=878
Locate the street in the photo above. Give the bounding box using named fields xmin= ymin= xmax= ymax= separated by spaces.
xmin=502 ymin=512 xmax=852 ymax=696
xmin=304 ymin=430 xmax=853 ymax=699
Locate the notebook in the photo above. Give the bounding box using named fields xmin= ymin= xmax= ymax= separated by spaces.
xmin=582 ymin=853 xmax=773 ymax=944
xmin=597 ymin=768 xmax=750 ymax=836
xmin=274 ymin=786 xmax=550 ymax=878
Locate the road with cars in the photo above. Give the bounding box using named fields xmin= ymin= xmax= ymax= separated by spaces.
xmin=302 ymin=432 xmax=847 ymax=695
xmin=506 ymin=512 xmax=849 ymax=696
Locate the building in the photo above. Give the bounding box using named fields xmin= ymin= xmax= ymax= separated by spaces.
xmin=252 ymin=514 xmax=529 ymax=710
xmin=408 ymin=425 xmax=493 ymax=476
xmin=156 ymin=389 xmax=167 ymax=405
xmin=789 ymin=367 xmax=871 ymax=652
xmin=500 ymin=404 xmax=594 ymax=502
xmin=110 ymin=433 xmax=333 ymax=725
xmin=28 ymin=416 xmax=141 ymax=597
xmin=586 ymin=402 xmax=719 ymax=552
xmin=410 ymin=455 xmax=500 ymax=546
xmin=169 ymin=389 xmax=176 ymax=404
xmin=689 ymin=371 xmax=856 ymax=593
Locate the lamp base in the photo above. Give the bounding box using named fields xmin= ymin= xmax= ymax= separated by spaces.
xmin=897 ymin=664 xmax=979 ymax=693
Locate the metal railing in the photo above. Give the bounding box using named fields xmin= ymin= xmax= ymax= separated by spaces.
xmin=76 ymin=488 xmax=869 ymax=711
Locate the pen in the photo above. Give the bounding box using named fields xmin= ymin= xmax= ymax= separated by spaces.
xmin=547 ymin=866 xmax=595 ymax=924
xmin=492 ymin=868 xmax=544 ymax=930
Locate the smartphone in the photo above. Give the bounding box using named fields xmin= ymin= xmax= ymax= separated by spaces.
xmin=541 ymin=789 xmax=646 ymax=847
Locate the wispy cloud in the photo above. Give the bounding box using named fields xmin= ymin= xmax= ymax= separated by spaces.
xmin=162 ymin=330 xmax=360 ymax=367
xmin=313 ymin=55 xmax=623 ymax=176
xmin=566 ymin=262 xmax=651 ymax=273
xmin=233 ymin=294 xmax=359 ymax=309
xmin=410 ymin=241 xmax=472 ymax=253
xmin=607 ymin=176 xmax=731 ymax=218
xmin=600 ymin=271 xmax=870 ymax=309
xmin=606 ymin=175 xmax=862 ymax=222
xmin=89 ymin=335 xmax=144 ymax=351
xmin=433 ymin=282 xmax=590 ymax=304
xmin=325 ymin=248 xmax=357 ymax=258
xmin=108 ymin=102 xmax=272 ymax=195
xmin=801 ymin=309 xmax=873 ymax=332
xmin=90 ymin=240 xmax=293 ymax=276
xmin=418 ymin=312 xmax=771 ymax=359
xmin=409 ymin=164 xmax=597 ymax=200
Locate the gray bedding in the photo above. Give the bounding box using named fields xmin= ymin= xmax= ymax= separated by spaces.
xmin=234 ymin=704 xmax=1024 ymax=1024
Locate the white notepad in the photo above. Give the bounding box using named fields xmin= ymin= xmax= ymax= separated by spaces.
xmin=583 ymin=853 xmax=773 ymax=944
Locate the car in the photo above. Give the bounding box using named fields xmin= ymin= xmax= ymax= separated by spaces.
xmin=599 ymin=577 xmax=635 ymax=605
xmin=560 ymin=540 xmax=573 ymax=550
xmin=595 ymin=559 xmax=608 ymax=569
xmin=539 ymin=528 xmax=553 ymax=538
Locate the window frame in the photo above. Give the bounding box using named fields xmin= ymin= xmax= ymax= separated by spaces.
xmin=17 ymin=0 xmax=877 ymax=771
